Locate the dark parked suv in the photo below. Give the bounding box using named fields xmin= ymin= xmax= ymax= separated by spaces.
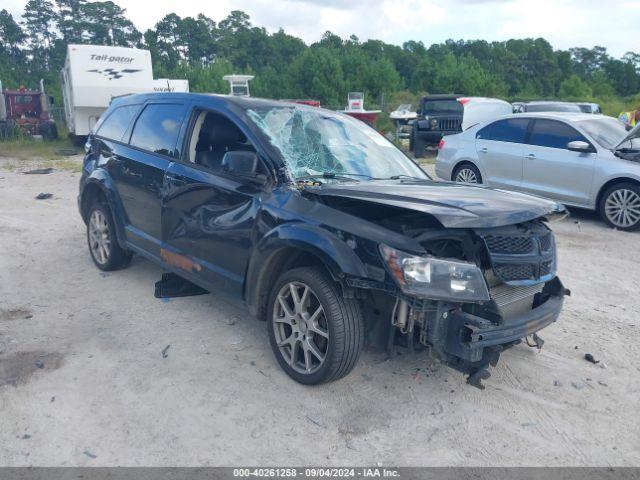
xmin=411 ymin=94 xmax=464 ymax=157
xmin=79 ymin=93 xmax=568 ymax=387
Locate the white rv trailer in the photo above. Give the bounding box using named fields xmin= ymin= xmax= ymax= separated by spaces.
xmin=152 ymin=78 xmax=190 ymax=93
xmin=60 ymin=44 xmax=153 ymax=139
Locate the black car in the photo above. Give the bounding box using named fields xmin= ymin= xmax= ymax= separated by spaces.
xmin=78 ymin=93 xmax=568 ymax=387
xmin=411 ymin=94 xmax=465 ymax=157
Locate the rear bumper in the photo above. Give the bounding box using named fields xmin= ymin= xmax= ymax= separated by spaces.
xmin=444 ymin=282 xmax=565 ymax=363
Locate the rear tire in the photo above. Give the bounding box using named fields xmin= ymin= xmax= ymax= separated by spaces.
xmin=412 ymin=131 xmax=425 ymax=159
xmin=86 ymin=202 xmax=132 ymax=271
xmin=453 ymin=163 xmax=482 ymax=184
xmin=599 ymin=183 xmax=640 ymax=231
xmin=267 ymin=266 xmax=363 ymax=385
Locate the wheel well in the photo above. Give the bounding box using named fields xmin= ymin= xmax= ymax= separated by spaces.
xmin=251 ymin=247 xmax=339 ymax=322
xmin=452 ymin=160 xmax=479 ymax=181
xmin=80 ymin=183 xmax=107 ymax=223
xmin=596 ymin=178 xmax=640 ymax=208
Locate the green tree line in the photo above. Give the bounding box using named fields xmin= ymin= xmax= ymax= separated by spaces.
xmin=1 ymin=0 xmax=639 ymax=118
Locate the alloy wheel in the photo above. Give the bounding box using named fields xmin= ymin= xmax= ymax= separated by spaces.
xmin=604 ymin=188 xmax=640 ymax=229
xmin=272 ymin=281 xmax=329 ymax=375
xmin=455 ymin=168 xmax=479 ymax=184
xmin=88 ymin=209 xmax=111 ymax=265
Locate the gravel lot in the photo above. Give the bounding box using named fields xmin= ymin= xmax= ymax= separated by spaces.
xmin=0 ymin=157 xmax=639 ymax=466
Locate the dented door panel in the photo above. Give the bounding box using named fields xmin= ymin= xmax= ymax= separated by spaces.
xmin=161 ymin=161 xmax=263 ymax=296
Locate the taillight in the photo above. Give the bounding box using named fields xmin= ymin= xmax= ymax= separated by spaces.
xmin=438 ymin=139 xmax=445 ymax=150
xmin=458 ymin=97 xmax=470 ymax=105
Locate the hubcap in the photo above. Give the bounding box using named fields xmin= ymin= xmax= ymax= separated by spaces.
xmin=272 ymin=281 xmax=329 ymax=375
xmin=88 ymin=209 xmax=111 ymax=265
xmin=605 ymin=188 xmax=640 ymax=228
xmin=456 ymin=168 xmax=478 ymax=184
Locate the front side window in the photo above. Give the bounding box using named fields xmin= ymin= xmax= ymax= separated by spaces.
xmin=96 ymin=105 xmax=139 ymax=142
xmin=528 ymin=119 xmax=590 ymax=149
xmin=477 ymin=118 xmax=529 ymax=143
xmin=247 ymin=106 xmax=428 ymax=180
xmin=129 ymin=104 xmax=184 ymax=157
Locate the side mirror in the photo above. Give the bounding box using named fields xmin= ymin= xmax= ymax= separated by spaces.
xmin=567 ymin=140 xmax=592 ymax=153
xmin=221 ymin=151 xmax=259 ymax=176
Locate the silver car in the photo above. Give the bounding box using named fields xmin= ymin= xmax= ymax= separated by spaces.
xmin=435 ymin=112 xmax=640 ymax=231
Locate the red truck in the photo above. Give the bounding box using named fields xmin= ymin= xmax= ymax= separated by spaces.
xmin=0 ymin=80 xmax=58 ymax=140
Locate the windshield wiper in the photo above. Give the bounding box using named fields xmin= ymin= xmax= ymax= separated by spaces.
xmin=387 ymin=174 xmax=432 ymax=181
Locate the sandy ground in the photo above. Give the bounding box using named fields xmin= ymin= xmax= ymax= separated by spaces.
xmin=0 ymin=157 xmax=639 ymax=467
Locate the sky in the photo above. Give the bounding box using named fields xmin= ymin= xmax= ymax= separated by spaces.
xmin=4 ymin=0 xmax=640 ymax=58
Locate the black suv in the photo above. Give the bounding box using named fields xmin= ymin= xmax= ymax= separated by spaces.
xmin=79 ymin=93 xmax=568 ymax=387
xmin=411 ymin=94 xmax=465 ymax=157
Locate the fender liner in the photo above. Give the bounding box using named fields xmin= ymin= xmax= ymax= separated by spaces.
xmin=80 ymin=171 xmax=129 ymax=249
xmin=245 ymin=222 xmax=370 ymax=318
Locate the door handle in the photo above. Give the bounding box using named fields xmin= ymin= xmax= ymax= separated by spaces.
xmin=166 ymin=173 xmax=187 ymax=187
xmin=526 ymin=153 xmax=536 ymax=159
xmin=480 ymin=147 xmax=488 ymax=154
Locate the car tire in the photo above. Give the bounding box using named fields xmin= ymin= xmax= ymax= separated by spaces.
xmin=267 ymin=266 xmax=363 ymax=385
xmin=86 ymin=202 xmax=132 ymax=271
xmin=453 ymin=163 xmax=482 ymax=184
xmin=412 ymin=132 xmax=425 ymax=159
xmin=599 ymin=182 xmax=640 ymax=231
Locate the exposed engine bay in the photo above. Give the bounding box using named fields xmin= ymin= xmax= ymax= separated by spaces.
xmin=314 ymin=191 xmax=569 ymax=389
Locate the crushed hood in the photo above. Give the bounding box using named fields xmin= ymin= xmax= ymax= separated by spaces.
xmin=306 ymin=180 xmax=566 ymax=228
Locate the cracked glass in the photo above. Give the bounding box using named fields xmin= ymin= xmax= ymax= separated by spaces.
xmin=247 ymin=106 xmax=428 ymax=180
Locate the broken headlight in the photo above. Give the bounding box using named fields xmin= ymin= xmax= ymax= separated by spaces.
xmin=380 ymin=244 xmax=490 ymax=302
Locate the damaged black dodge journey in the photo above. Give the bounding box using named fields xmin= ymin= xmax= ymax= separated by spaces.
xmin=78 ymin=93 xmax=569 ymax=388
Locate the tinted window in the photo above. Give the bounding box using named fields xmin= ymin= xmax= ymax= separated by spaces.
xmin=422 ymin=99 xmax=462 ymax=114
xmin=96 ymin=105 xmax=139 ymax=141
xmin=529 ymin=119 xmax=589 ymax=149
xmin=477 ymin=118 xmax=529 ymax=143
xmin=525 ymin=103 xmax=581 ymax=113
xmin=129 ymin=104 xmax=184 ymax=157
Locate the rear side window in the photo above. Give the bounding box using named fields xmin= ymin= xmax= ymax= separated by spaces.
xmin=129 ymin=104 xmax=185 ymax=157
xmin=96 ymin=105 xmax=139 ymax=141
xmin=476 ymin=118 xmax=529 ymax=143
xmin=528 ymin=119 xmax=588 ymax=149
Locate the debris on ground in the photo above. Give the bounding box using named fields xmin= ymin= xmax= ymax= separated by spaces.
xmin=571 ymin=381 xmax=586 ymax=390
xmin=23 ymin=168 xmax=54 ymax=175
xmin=584 ymin=353 xmax=600 ymax=364
xmin=35 ymin=192 xmax=53 ymax=200
xmin=83 ymin=450 xmax=97 ymax=459
xmin=161 ymin=345 xmax=171 ymax=358
xmin=55 ymin=148 xmax=78 ymax=157
xmin=34 ymin=360 xmax=44 ymax=369
xmin=21 ymin=434 xmax=31 ymax=439
xmin=305 ymin=415 xmax=324 ymax=428
xmin=553 ymin=380 xmax=562 ymax=387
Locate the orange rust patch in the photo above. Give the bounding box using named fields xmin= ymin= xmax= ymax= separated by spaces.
xmin=160 ymin=248 xmax=202 ymax=272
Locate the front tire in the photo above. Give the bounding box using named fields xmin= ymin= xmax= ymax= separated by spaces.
xmin=599 ymin=183 xmax=640 ymax=231
xmin=453 ymin=163 xmax=482 ymax=184
xmin=86 ymin=203 xmax=132 ymax=271
xmin=267 ymin=267 xmax=363 ymax=385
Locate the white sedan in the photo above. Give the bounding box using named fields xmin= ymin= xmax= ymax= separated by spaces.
xmin=435 ymin=112 xmax=640 ymax=231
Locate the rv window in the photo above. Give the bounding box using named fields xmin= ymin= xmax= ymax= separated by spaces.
xmin=96 ymin=105 xmax=139 ymax=142
xmin=129 ymin=104 xmax=184 ymax=158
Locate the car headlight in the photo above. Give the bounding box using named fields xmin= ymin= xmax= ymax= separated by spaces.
xmin=379 ymin=244 xmax=490 ymax=302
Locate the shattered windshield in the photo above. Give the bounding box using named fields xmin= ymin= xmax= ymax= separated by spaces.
xmin=247 ymin=106 xmax=428 ymax=181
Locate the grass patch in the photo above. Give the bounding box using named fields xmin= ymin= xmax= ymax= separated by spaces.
xmin=0 ymin=137 xmax=78 ymax=161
